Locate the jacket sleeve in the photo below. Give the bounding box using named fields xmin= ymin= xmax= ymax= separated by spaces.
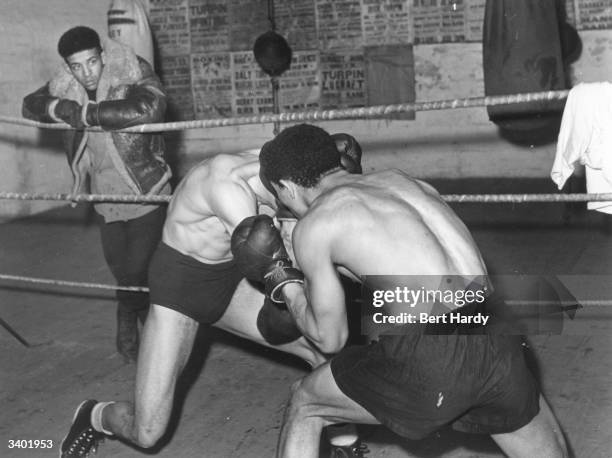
xmin=22 ymin=83 xmax=59 ymax=123
xmin=89 ymin=58 xmax=168 ymax=130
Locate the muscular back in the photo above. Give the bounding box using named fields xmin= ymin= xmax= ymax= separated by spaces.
xmin=295 ymin=169 xmax=487 ymax=284
xmin=162 ymin=152 xmax=264 ymax=264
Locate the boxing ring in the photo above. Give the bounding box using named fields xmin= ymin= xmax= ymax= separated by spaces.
xmin=1 ymin=90 xmax=611 ymax=457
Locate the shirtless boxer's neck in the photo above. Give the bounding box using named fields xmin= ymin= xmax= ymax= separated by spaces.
xmin=231 ymin=153 xmax=276 ymax=207
xmin=278 ymin=168 xmax=350 ymax=217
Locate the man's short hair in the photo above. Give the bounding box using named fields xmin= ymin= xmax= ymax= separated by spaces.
xmin=58 ymin=26 xmax=101 ymax=59
xmin=260 ymin=124 xmax=341 ymax=189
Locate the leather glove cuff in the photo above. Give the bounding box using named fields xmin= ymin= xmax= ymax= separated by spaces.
xmin=47 ymin=98 xmax=61 ymax=122
xmin=83 ymin=101 xmax=100 ymax=127
xmin=266 ymin=267 xmax=305 ymax=303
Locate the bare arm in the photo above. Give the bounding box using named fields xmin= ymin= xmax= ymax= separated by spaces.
xmin=281 ymin=217 xmax=348 ymax=354
xmin=208 ymin=179 xmax=258 ymax=234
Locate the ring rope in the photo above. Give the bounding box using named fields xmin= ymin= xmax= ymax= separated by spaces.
xmin=0 ymin=273 xmax=148 ymax=292
xmin=1 ymin=191 xmax=612 ymax=204
xmin=0 ymin=89 xmax=569 ymax=133
xmin=0 ymin=192 xmax=171 ymax=203
xmin=441 ymin=193 xmax=612 ymax=203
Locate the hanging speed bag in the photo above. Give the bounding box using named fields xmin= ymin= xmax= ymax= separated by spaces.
xmin=253 ymin=31 xmax=292 ymax=77
xmin=108 ymin=0 xmax=155 ymax=69
xmin=483 ymin=0 xmax=567 ymax=141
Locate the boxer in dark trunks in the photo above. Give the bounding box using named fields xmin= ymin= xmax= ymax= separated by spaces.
xmin=59 ymin=150 xmax=320 ymax=457
xmin=231 ymin=124 xmax=569 ymax=457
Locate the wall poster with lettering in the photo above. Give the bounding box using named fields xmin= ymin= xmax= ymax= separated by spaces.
xmin=149 ymin=0 xmax=190 ymax=56
xmin=231 ymin=51 xmax=275 ymax=116
xmin=315 ymin=0 xmax=364 ymax=51
xmin=320 ymin=50 xmax=367 ymax=109
xmin=159 ymin=54 xmax=195 ymax=120
xmin=227 ymin=0 xmax=269 ymax=50
xmin=189 ymin=0 xmax=229 ymax=53
xmin=191 ymin=52 xmax=233 ymax=119
xmin=275 ymin=0 xmax=318 ymax=51
xmin=574 ymin=0 xmax=612 ymax=30
xmin=362 ymin=0 xmax=414 ymax=46
xmin=279 ymin=50 xmax=321 ymax=112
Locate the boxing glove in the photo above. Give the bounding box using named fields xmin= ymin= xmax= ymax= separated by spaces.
xmin=231 ymin=215 xmax=304 ymax=302
xmin=53 ymin=99 xmax=86 ymax=128
xmin=257 ymin=296 xmax=302 ymax=345
xmin=331 ymin=133 xmax=363 ymax=174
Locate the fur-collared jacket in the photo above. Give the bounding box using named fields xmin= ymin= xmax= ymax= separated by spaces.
xmin=22 ymin=39 xmax=171 ymax=195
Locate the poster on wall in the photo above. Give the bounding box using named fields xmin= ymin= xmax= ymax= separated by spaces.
xmin=465 ymin=0 xmax=486 ymax=42
xmin=575 ymin=0 xmax=612 ymax=29
xmin=159 ymin=54 xmax=195 ymax=120
xmin=191 ymin=52 xmax=234 ymax=118
xmin=315 ymin=0 xmax=363 ymax=50
xmin=279 ymin=50 xmax=321 ymax=112
xmin=275 ymin=0 xmax=317 ymax=50
xmin=228 ymin=0 xmax=269 ymax=51
xmin=439 ymin=0 xmax=467 ymax=42
xmin=361 ymin=0 xmax=413 ymax=46
xmin=189 ymin=0 xmax=230 ymax=53
xmin=149 ymin=0 xmax=191 ymax=56
xmin=231 ymin=51 xmax=275 ymax=115
xmin=413 ymin=0 xmax=467 ymax=44
xmin=320 ymin=50 xmax=367 ymax=108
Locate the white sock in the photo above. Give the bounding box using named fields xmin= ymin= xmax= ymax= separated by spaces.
xmin=90 ymin=401 xmax=115 ymax=435
xmin=327 ymin=423 xmax=359 ymax=447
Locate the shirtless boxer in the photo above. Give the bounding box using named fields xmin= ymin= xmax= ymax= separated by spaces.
xmin=231 ymin=124 xmax=569 ymax=458
xmin=59 ymin=150 xmax=318 ymax=457
xmin=59 ymin=138 xmax=363 ymax=457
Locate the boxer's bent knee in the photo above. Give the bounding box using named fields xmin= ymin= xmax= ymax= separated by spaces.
xmin=135 ymin=423 xmax=164 ymax=449
xmin=132 ymin=412 xmax=167 ymax=449
xmin=104 ymin=402 xmax=163 ymax=448
xmin=257 ymin=298 xmax=302 ymax=345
